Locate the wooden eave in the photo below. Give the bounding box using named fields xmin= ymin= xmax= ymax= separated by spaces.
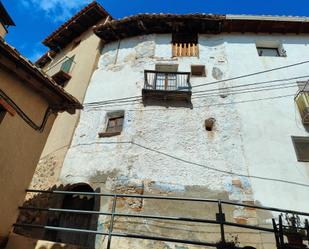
xmin=94 ymin=14 xmax=224 ymax=43
xmin=222 ymin=19 xmax=309 ymax=34
xmin=0 ymin=2 xmax=15 ymax=26
xmin=43 ymin=2 xmax=111 ymax=50
xmin=94 ymin=14 xmax=309 ymax=44
xmin=35 ymin=51 xmax=56 ymax=68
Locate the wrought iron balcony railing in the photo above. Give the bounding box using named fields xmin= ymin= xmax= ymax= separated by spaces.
xmin=143 ymin=70 xmax=192 ymax=102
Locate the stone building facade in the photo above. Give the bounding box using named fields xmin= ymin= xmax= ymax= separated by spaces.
xmin=10 ymin=7 xmax=309 ymax=249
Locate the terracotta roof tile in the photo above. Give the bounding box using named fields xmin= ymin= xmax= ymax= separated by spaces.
xmin=43 ymin=1 xmax=111 ymax=49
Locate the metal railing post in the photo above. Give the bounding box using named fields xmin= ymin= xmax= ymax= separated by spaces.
xmin=217 ymin=200 xmax=226 ymax=243
xmin=154 ymin=73 xmax=158 ymax=90
xmin=272 ymin=218 xmax=280 ymax=249
xmin=278 ymin=215 xmax=284 ymax=247
xmin=107 ymin=195 xmax=117 ymax=249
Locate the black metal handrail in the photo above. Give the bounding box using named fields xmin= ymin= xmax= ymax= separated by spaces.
xmin=14 ymin=189 xmax=309 ymax=249
xmin=144 ymin=70 xmax=191 ymax=91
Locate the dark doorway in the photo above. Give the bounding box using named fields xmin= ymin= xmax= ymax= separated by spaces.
xmin=45 ymin=184 xmax=98 ymax=248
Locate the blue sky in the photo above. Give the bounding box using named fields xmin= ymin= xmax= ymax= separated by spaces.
xmin=3 ymin=0 xmax=309 ymax=62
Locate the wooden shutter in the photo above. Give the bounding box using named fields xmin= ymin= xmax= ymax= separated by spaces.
xmin=172 ymin=33 xmax=198 ymax=57
xmin=61 ymin=55 xmax=75 ymax=73
xmin=105 ymin=116 xmax=124 ymax=134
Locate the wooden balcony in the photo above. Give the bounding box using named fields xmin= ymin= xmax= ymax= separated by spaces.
xmin=51 ymin=70 xmax=72 ymax=86
xmin=295 ymin=91 xmax=309 ymax=125
xmin=142 ymin=70 xmax=192 ymax=103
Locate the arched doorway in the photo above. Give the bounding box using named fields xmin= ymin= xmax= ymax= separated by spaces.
xmin=45 ymin=183 xmax=98 ymax=248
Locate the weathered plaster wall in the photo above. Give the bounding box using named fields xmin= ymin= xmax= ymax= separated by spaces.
xmin=56 ymin=33 xmax=309 ymax=248
xmin=223 ymin=35 xmax=309 ymax=212
xmin=0 ymin=67 xmax=56 ymax=239
xmin=63 ymin=33 xmax=309 ymax=208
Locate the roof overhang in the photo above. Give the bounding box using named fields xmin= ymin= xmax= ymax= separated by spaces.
xmin=94 ymin=13 xmax=309 ymax=43
xmin=0 ymin=1 xmax=15 ymax=26
xmin=0 ymin=39 xmax=82 ymax=113
xmin=43 ymin=1 xmax=111 ymax=50
xmin=94 ymin=14 xmax=224 ymax=43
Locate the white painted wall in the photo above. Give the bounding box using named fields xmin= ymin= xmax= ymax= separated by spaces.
xmin=61 ymin=33 xmax=309 ymax=213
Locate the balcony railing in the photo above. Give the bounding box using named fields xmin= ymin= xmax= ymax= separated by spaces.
xmin=143 ymin=70 xmax=192 ymax=102
xmin=45 ymin=56 xmax=75 ymax=86
xmin=15 ymin=189 xmax=309 ymax=249
xmin=295 ymin=91 xmax=309 ymax=125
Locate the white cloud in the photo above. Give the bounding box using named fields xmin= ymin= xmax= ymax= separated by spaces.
xmin=21 ymin=0 xmax=92 ymax=22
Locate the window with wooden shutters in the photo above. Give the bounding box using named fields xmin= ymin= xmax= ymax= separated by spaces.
xmin=99 ymin=111 xmax=124 ymax=137
xmin=292 ymin=136 xmax=309 ymax=162
xmin=172 ymin=33 xmax=198 ymax=57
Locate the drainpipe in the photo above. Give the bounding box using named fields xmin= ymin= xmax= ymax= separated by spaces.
xmin=114 ymin=40 xmax=121 ymax=65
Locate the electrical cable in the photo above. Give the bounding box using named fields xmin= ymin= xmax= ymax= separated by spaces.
xmin=84 ymin=79 xmax=302 ymax=109
xmin=0 ymin=88 xmax=54 ymax=132
xmin=193 ymin=75 xmax=309 ymax=95
xmin=83 ymin=61 xmax=309 ymax=106
xmin=68 ymin=140 xmax=309 ymax=188
xmin=192 ymin=60 xmax=309 ymax=88
xmin=192 ymin=82 xmax=298 ymax=99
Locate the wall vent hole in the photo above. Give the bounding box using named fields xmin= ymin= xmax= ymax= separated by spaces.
xmin=205 ymin=118 xmax=216 ymax=131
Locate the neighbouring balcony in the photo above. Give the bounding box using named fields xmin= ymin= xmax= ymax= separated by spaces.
xmin=45 ymin=56 xmax=75 ymax=86
xmin=142 ymin=70 xmax=192 ymax=103
xmin=295 ymin=91 xmax=309 ymax=125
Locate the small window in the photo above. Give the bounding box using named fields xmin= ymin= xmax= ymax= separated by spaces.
xmin=292 ymin=136 xmax=309 ymax=162
xmin=0 ymin=105 xmax=6 ymax=124
xmin=191 ymin=65 xmax=206 ymax=77
xmin=257 ymin=47 xmax=280 ymax=57
xmin=99 ymin=111 xmax=124 ymax=137
xmin=172 ymin=33 xmax=198 ymax=57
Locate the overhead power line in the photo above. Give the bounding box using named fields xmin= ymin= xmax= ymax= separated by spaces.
xmin=83 ymin=59 xmax=309 ymax=107
xmin=192 ymin=81 xmax=298 ymax=99
xmin=84 ymin=77 xmax=304 ymax=109
xmin=193 ymin=75 xmax=308 ymax=95
xmin=192 ymin=60 xmax=309 ymax=88
xmin=69 ymin=140 xmax=309 ymax=188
